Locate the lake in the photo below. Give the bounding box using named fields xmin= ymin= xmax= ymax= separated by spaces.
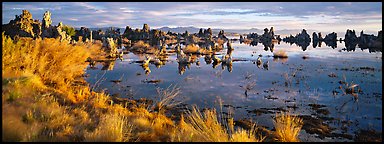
xmin=85 ymin=38 xmax=382 ymax=141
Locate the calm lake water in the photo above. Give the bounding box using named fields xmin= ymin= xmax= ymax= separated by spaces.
xmin=85 ymin=38 xmax=382 ymax=141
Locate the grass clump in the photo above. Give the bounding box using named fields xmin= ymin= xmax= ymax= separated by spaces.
xmin=175 ymin=105 xmax=265 ymax=142
xmin=153 ymin=85 xmax=183 ymax=113
xmin=183 ymin=44 xmax=200 ymax=53
xmin=130 ymin=40 xmax=157 ymax=54
xmin=273 ymin=112 xmax=303 ymax=142
xmin=2 ymin=33 xmax=98 ymax=92
xmin=273 ymin=50 xmax=288 ymax=58
xmin=84 ymin=113 xmax=131 ymax=142
xmin=183 ymin=44 xmax=211 ymax=54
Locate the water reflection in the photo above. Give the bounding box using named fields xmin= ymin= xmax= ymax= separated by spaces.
xmin=95 ymin=41 xmax=381 ymax=75
xmin=101 ymin=61 xmax=115 ymax=71
xmin=324 ymin=40 xmax=337 ymax=49
xmin=344 ymin=41 xmax=358 ymax=52
xmin=94 ymin=39 xmax=381 ymax=75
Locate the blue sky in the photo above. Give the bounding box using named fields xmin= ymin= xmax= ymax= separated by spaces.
xmin=2 ymin=2 xmax=382 ymax=34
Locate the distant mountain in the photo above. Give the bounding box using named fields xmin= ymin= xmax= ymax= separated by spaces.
xmin=157 ymin=26 xmax=201 ymax=34
xmin=156 ymin=26 xmax=261 ymax=35
xmin=76 ymin=27 xmax=125 ymax=34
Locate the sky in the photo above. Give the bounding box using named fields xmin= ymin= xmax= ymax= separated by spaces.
xmin=2 ymin=2 xmax=382 ymax=34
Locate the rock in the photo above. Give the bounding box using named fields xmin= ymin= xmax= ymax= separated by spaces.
xmin=318 ymin=32 xmax=323 ymax=40
xmin=227 ymin=41 xmax=233 ymax=49
xmin=323 ymin=32 xmax=337 ymax=48
xmin=269 ymin=27 xmax=275 ymax=38
xmin=312 ymin=32 xmax=319 ymax=48
xmin=42 ymin=11 xmax=52 ymax=29
xmin=74 ymin=27 xmax=92 ymax=42
xmin=106 ymin=37 xmax=117 ymax=57
xmin=198 ymin=28 xmax=204 ymax=37
xmin=55 ymin=22 xmax=72 ymax=42
xmin=297 ymin=29 xmax=311 ymax=42
xmin=90 ymin=30 xmax=93 ymax=42
xmin=123 ymin=25 xmax=135 ymax=40
xmin=218 ymin=30 xmax=227 ymax=41
xmin=204 ymin=28 xmax=213 ymax=37
xmin=312 ymin=32 xmax=319 ymax=42
xmin=142 ymin=23 xmax=150 ymax=33
xmin=2 ymin=10 xmax=42 ymax=38
xmin=358 ymin=30 xmax=382 ymax=52
xmin=247 ymin=32 xmax=259 ymax=39
xmin=344 ymin=29 xmax=358 ymax=51
xmin=276 ymin=35 xmax=282 ymax=41
xmin=183 ymin=30 xmax=190 ymax=38
xmin=344 ymin=29 xmax=358 ymax=43
xmin=283 ymin=29 xmax=311 ymax=50
xmin=92 ymin=29 xmax=105 ymax=40
xmin=324 ymin=32 xmax=337 ymax=42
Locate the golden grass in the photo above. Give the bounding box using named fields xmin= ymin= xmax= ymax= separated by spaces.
xmin=84 ymin=113 xmax=131 ymax=142
xmin=183 ymin=44 xmax=211 ymax=54
xmin=183 ymin=44 xmax=199 ymax=53
xmin=175 ymin=105 xmax=265 ymax=142
xmin=2 ymin=33 xmax=100 ymax=91
xmin=153 ymin=85 xmax=182 ymax=112
xmin=242 ymin=39 xmax=252 ymax=44
xmin=130 ymin=40 xmax=158 ymax=54
xmin=273 ymin=112 xmax=303 ymax=142
xmin=273 ymin=50 xmax=288 ymax=58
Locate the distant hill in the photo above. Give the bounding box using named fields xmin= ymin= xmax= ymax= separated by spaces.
xmin=157 ymin=26 xmax=201 ymax=34
xmin=156 ymin=26 xmax=261 ymax=35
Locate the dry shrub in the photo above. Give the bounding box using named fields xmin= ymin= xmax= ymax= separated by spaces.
xmin=153 ymin=85 xmax=183 ymax=112
xmin=84 ymin=113 xmax=131 ymax=142
xmin=231 ymin=124 xmax=265 ymax=142
xmin=183 ymin=44 xmax=199 ymax=53
xmin=88 ymin=92 xmax=111 ymax=109
xmin=124 ymin=107 xmax=175 ymax=142
xmin=131 ymin=40 xmax=153 ymax=53
xmin=273 ymin=50 xmax=288 ymax=58
xmin=242 ymin=39 xmax=252 ymax=44
xmin=2 ymin=33 xmax=95 ymax=90
xmin=217 ymin=38 xmax=225 ymax=46
xmin=176 ymin=106 xmax=265 ymax=142
xmin=273 ymin=112 xmax=303 ymax=142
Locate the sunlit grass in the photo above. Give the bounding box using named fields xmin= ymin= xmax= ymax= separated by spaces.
xmin=130 ymin=40 xmax=158 ymax=54
xmin=2 ymin=33 xmax=99 ymax=93
xmin=84 ymin=113 xmax=131 ymax=142
xmin=273 ymin=112 xmax=303 ymax=142
xmin=183 ymin=44 xmax=211 ymax=54
xmin=273 ymin=50 xmax=288 ymax=58
xmin=175 ymin=105 xmax=265 ymax=142
xmin=183 ymin=44 xmax=199 ymax=53
xmin=153 ymin=85 xmax=183 ymax=113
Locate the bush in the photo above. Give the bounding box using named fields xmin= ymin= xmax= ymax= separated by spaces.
xmin=2 ymin=33 xmax=95 ymax=90
xmin=273 ymin=50 xmax=288 ymax=58
xmin=273 ymin=112 xmax=303 ymax=142
xmin=62 ymin=25 xmax=76 ymax=37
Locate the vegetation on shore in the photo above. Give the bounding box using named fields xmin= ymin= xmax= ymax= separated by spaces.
xmin=2 ymin=33 xmax=303 ymax=142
